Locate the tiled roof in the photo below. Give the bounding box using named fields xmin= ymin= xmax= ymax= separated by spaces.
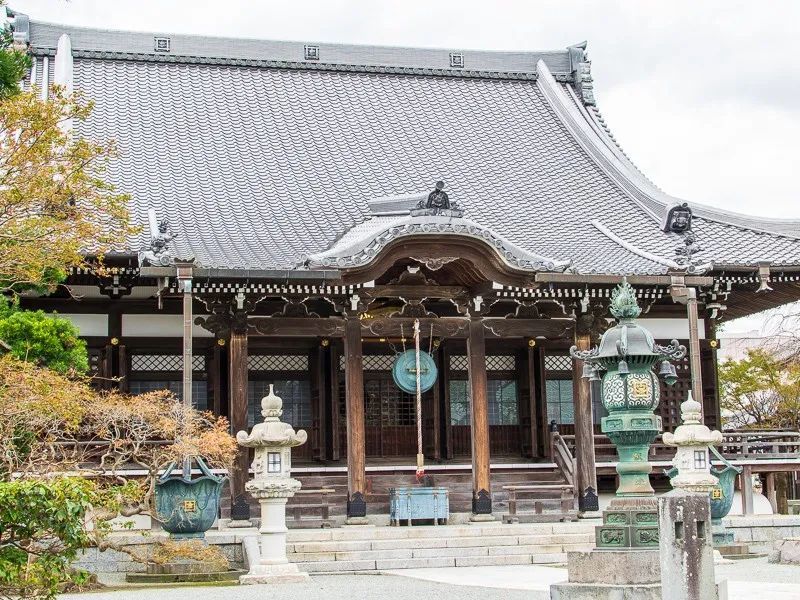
xmin=19 ymin=15 xmax=800 ymax=276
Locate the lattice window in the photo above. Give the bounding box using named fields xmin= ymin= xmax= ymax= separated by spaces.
xmin=486 ymin=355 xmax=515 ymax=371
xmin=449 ymin=379 xmax=519 ymax=425
xmin=248 ymin=355 xmax=308 ymax=371
xmin=131 ymin=354 xmax=205 ymax=371
xmin=450 ymin=355 xmax=514 ymax=371
xmin=339 ymin=355 xmax=395 ymax=371
xmin=450 ymin=355 xmax=468 ymax=371
xmin=546 ymin=379 xmax=574 ymax=425
xmin=248 ymin=380 xmax=311 ymax=428
xmin=545 ymin=355 xmax=572 ymax=372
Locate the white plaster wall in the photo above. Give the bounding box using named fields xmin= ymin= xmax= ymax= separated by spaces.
xmin=121 ymin=314 xmax=213 ymax=337
xmin=50 ymin=313 xmax=108 ymax=337
xmin=637 ymin=318 xmax=705 ymax=340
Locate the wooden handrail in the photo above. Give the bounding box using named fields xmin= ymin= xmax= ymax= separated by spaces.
xmin=559 ymin=429 xmax=800 ymax=461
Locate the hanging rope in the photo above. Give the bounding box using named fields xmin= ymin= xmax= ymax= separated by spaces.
xmin=414 ymin=319 xmax=425 ymax=481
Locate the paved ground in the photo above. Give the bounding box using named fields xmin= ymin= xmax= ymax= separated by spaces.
xmin=59 ymin=574 xmax=542 ymax=600
xmin=59 ymin=558 xmax=800 ymax=600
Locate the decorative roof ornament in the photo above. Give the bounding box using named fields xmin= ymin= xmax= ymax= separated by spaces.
xmin=138 ymin=207 xmax=177 ymax=266
xmin=411 ymin=181 xmax=463 ymax=218
xmin=674 ymin=231 xmax=705 ymax=274
xmin=609 ymin=278 xmax=641 ymax=320
xmin=663 ymin=202 xmax=693 ymax=234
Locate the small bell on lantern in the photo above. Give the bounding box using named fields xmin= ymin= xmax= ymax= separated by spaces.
xmin=658 ymin=359 xmax=672 ymax=377
xmin=664 ymin=363 xmax=678 ymax=386
xmin=617 ymin=359 xmax=629 ymax=376
xmin=582 ymin=362 xmax=594 ymax=379
xmin=589 ymin=366 xmax=602 ymax=382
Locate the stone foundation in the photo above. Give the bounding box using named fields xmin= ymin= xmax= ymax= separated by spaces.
xmin=72 ymin=531 xmax=246 ymax=585
xmin=550 ymin=549 xmax=661 ymax=600
xmin=722 ymin=515 xmax=800 ymax=554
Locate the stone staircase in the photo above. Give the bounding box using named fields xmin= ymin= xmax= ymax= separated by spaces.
xmin=286 ymin=522 xmax=595 ymax=573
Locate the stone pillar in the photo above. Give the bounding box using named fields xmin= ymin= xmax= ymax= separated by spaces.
xmin=344 ymin=316 xmax=367 ymax=522
xmin=572 ymin=331 xmax=599 ymax=514
xmin=468 ymin=317 xmax=492 ymax=517
xmin=228 ymin=323 xmax=251 ymax=525
xmin=659 ymin=490 xmax=721 ymax=600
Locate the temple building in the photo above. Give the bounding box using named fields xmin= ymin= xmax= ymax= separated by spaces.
xmin=10 ymin=10 xmax=800 ymax=521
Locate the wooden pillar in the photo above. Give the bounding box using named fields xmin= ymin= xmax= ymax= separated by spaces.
xmin=228 ymin=326 xmax=250 ymax=521
xmin=741 ymin=466 xmax=754 ymax=516
xmin=210 ymin=344 xmax=223 ymax=417
xmin=684 ymin=289 xmax=705 ymax=413
xmin=533 ymin=344 xmax=549 ymax=459
xmin=766 ymin=472 xmax=778 ymax=514
xmin=441 ymin=341 xmax=454 ymax=460
xmin=468 ymin=318 xmax=492 ymax=515
xmin=310 ymin=343 xmax=328 ymax=461
xmin=329 ymin=343 xmax=341 ymax=461
xmin=572 ymin=331 xmax=599 ymax=513
xmin=344 ymin=317 xmax=367 ymax=519
xmin=524 ymin=343 xmax=539 ymax=458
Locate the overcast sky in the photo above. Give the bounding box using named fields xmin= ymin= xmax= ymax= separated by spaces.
xmin=9 ymin=0 xmax=800 ymax=333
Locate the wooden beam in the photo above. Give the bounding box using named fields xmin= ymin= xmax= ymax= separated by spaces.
xmin=228 ymin=328 xmax=250 ymax=522
xmin=344 ymin=317 xmax=367 ymax=520
xmin=363 ymin=285 xmax=469 ymax=300
xmin=251 ymin=317 xmax=345 ymax=337
xmin=572 ymin=332 xmax=598 ymax=513
xmin=468 ymin=318 xmax=492 ymax=515
xmin=483 ymin=318 xmax=572 ymax=339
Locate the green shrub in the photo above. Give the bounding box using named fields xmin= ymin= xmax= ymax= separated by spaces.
xmin=0 ymin=478 xmax=95 ymax=599
xmin=0 ymin=298 xmax=87 ymax=374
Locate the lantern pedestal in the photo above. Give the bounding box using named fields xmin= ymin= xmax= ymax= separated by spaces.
xmin=240 ymin=492 xmax=309 ymax=584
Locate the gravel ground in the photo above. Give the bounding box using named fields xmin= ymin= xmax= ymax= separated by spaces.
xmin=58 ymin=573 xmax=546 ymax=600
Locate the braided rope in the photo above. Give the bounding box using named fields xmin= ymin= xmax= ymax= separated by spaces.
xmin=414 ymin=319 xmax=424 ymax=480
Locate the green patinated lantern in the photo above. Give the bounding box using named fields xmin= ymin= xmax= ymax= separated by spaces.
xmin=571 ymin=280 xmax=686 ymax=549
xmin=571 ymin=279 xmax=686 ymax=497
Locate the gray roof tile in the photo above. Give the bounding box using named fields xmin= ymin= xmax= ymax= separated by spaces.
xmin=22 ymin=19 xmax=800 ymax=276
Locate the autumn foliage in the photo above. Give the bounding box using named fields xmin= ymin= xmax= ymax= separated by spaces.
xmin=0 ymin=87 xmax=132 ymax=292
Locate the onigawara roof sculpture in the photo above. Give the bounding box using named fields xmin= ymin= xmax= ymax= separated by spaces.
xmin=10 ymin=10 xmax=800 ymax=283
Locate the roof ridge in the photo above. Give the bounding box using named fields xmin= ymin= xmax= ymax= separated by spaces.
xmin=25 ymin=17 xmax=573 ymax=57
xmin=32 ymin=47 xmax=550 ymax=81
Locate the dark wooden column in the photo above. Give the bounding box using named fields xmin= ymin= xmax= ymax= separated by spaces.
xmin=228 ymin=324 xmax=250 ymax=521
xmin=310 ymin=342 xmax=328 ymax=461
xmin=344 ymin=317 xmax=367 ymax=519
xmin=329 ymin=343 xmax=341 ymax=461
xmin=468 ymin=318 xmax=492 ymax=515
xmin=522 ymin=343 xmax=539 ymax=458
xmin=533 ymin=343 xmax=549 ymax=459
xmin=441 ymin=341 xmax=454 ymax=460
xmin=572 ymin=331 xmax=599 ymax=513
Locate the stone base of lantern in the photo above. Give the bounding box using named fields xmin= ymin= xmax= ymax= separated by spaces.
xmin=239 ymin=563 xmax=309 ymax=585
xmin=550 ymin=549 xmax=661 ymax=600
xmin=595 ymin=497 xmax=659 ymax=549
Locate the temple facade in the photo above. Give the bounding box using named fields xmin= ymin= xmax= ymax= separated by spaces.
xmin=10 ymin=11 xmax=800 ymax=520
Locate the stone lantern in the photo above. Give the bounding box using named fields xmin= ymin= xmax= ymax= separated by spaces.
xmin=236 ymin=385 xmax=309 ymax=584
xmin=663 ymin=393 xmax=722 ymax=494
xmin=571 ymin=279 xmax=686 ymax=548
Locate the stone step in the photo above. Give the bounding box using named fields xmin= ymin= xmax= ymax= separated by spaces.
xmin=289 ymin=532 xmax=593 ymax=554
xmin=296 ymin=552 xmax=569 ymax=573
xmin=285 ymin=522 xmax=595 ymax=543
xmin=289 ymin=541 xmax=593 ymax=563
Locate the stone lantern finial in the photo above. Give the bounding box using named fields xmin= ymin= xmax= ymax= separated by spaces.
xmin=260 ymin=384 xmax=283 ymax=419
